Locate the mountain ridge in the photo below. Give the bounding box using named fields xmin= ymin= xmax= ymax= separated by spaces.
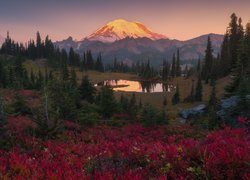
xmin=55 ymin=33 xmax=223 ymax=65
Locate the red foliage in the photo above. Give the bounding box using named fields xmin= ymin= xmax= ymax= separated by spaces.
xmin=7 ymin=116 xmax=36 ymax=136
xmin=113 ymin=113 xmax=132 ymax=120
xmin=18 ymin=90 xmax=34 ymax=97
xmin=0 ymin=118 xmax=249 ymax=179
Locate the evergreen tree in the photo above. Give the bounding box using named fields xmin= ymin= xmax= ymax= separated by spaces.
xmin=78 ymin=76 xmax=96 ymax=103
xmin=32 ymin=87 xmax=63 ymax=139
xmin=0 ymin=61 xmax=7 ymax=88
xmin=163 ymin=96 xmax=167 ymax=106
xmin=184 ymin=64 xmax=188 ymax=78
xmin=13 ymin=56 xmax=25 ymax=89
xmin=0 ymin=97 xmax=9 ymax=149
xmin=162 ymin=60 xmax=170 ymax=81
xmin=120 ymin=94 xmax=129 ymax=113
xmin=225 ymin=37 xmax=249 ymax=96
xmin=228 ymin=13 xmax=244 ymax=68
xmin=202 ymin=36 xmax=213 ymax=83
xmin=184 ymin=79 xmax=195 ymax=103
xmin=197 ymin=59 xmax=201 ymax=74
xmin=36 ymin=69 xmax=44 ymax=89
xmin=47 ymin=79 xmax=78 ymax=119
xmin=208 ymin=82 xmax=217 ymax=110
xmin=158 ymin=109 xmax=168 ymax=125
xmin=68 ymin=47 xmax=75 ymax=66
xmin=176 ymin=49 xmax=181 ymax=77
xmin=172 ymin=83 xmax=180 ymax=105
xmin=36 ymin=31 xmax=43 ymax=58
xmin=86 ymin=50 xmax=94 ymax=70
xmin=195 ymin=75 xmax=203 ymax=101
xmin=8 ymin=67 xmax=14 ymax=88
xmin=44 ymin=35 xmax=54 ymax=58
xmin=12 ymin=94 xmax=30 ymax=115
xmin=171 ymin=54 xmax=176 ymax=78
xmin=95 ymin=53 xmax=104 ymax=72
xmin=96 ymin=86 xmax=117 ymax=118
xmin=138 ymin=98 xmax=142 ymax=109
xmin=70 ymin=68 xmax=77 ymax=87
xmin=219 ymin=33 xmax=231 ymax=77
xmin=30 ymin=70 xmax=36 ymax=88
xmin=60 ymin=49 xmax=69 ymax=81
xmin=129 ymin=93 xmax=138 ymax=116
xmin=141 ymin=104 xmax=158 ymax=127
xmin=245 ymin=22 xmax=250 ymax=58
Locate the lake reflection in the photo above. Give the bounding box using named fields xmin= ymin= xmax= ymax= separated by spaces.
xmin=95 ymin=80 xmax=175 ymax=93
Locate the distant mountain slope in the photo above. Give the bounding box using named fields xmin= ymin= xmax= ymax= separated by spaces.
xmin=54 ymin=19 xmax=223 ymax=65
xmin=55 ymin=33 xmax=223 ymax=65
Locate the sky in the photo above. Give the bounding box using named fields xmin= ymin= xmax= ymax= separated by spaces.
xmin=0 ymin=0 xmax=250 ymax=42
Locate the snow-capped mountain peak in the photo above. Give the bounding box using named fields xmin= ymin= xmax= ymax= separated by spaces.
xmin=87 ymin=19 xmax=167 ymax=42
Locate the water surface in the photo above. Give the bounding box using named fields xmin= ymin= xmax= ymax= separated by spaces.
xmin=95 ymin=79 xmax=175 ymax=93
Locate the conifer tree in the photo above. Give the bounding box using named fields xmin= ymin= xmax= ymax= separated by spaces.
xmin=162 ymin=60 xmax=170 ymax=81
xmin=129 ymin=93 xmax=138 ymax=116
xmin=184 ymin=79 xmax=195 ymax=103
xmin=228 ymin=13 xmax=243 ymax=68
xmin=0 ymin=97 xmax=9 ymax=148
xmin=36 ymin=31 xmax=43 ymax=58
xmin=197 ymin=59 xmax=201 ymax=74
xmin=195 ymin=75 xmax=203 ymax=101
xmin=138 ymin=98 xmax=142 ymax=109
xmin=30 ymin=70 xmax=36 ymax=88
xmin=86 ymin=50 xmax=94 ymax=70
xmin=96 ymin=86 xmax=117 ymax=118
xmin=171 ymin=54 xmax=176 ymax=78
xmin=163 ymin=96 xmax=167 ymax=106
xmin=202 ymin=36 xmax=213 ymax=83
xmin=95 ymin=53 xmax=104 ymax=72
xmin=12 ymin=94 xmax=30 ymax=115
xmin=172 ymin=83 xmax=180 ymax=105
xmin=184 ymin=64 xmax=188 ymax=78
xmin=208 ymin=82 xmax=217 ymax=110
xmin=0 ymin=61 xmax=7 ymax=88
xmin=70 ymin=68 xmax=77 ymax=87
xmin=78 ymin=76 xmax=96 ymax=103
xmin=225 ymin=37 xmax=249 ymax=96
xmin=176 ymin=49 xmax=181 ymax=77
xmin=219 ymin=33 xmax=231 ymax=77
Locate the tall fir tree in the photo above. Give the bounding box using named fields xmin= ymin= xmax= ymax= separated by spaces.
xmin=171 ymin=53 xmax=176 ymax=78
xmin=195 ymin=75 xmax=203 ymax=101
xmin=96 ymin=86 xmax=117 ymax=118
xmin=176 ymin=49 xmax=181 ymax=77
xmin=197 ymin=59 xmax=201 ymax=74
xmin=219 ymin=33 xmax=231 ymax=77
xmin=202 ymin=36 xmax=213 ymax=84
xmin=78 ymin=76 xmax=96 ymax=103
xmin=172 ymin=83 xmax=180 ymax=105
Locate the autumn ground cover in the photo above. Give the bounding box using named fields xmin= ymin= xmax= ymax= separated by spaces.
xmin=0 ymin=116 xmax=249 ymax=179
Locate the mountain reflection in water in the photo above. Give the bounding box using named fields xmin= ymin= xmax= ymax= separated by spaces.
xmin=95 ymin=80 xmax=175 ymax=93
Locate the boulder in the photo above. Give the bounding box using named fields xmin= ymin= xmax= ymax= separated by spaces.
xmin=179 ymin=104 xmax=206 ymax=119
xmin=217 ymin=95 xmax=250 ymax=120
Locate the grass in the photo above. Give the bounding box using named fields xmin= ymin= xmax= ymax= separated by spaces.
xmin=23 ymin=59 xmax=50 ymax=73
xmin=75 ymin=70 xmax=138 ymax=84
xmin=22 ymin=59 xmax=231 ymax=121
xmin=114 ymin=76 xmax=230 ymax=121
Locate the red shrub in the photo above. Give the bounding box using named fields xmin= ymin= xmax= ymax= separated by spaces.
xmin=0 ymin=119 xmax=249 ymax=179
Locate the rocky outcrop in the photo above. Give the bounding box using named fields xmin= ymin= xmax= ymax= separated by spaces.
xmin=179 ymin=104 xmax=206 ymax=119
